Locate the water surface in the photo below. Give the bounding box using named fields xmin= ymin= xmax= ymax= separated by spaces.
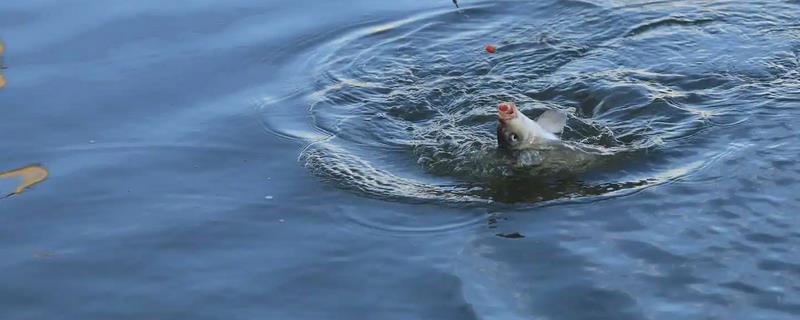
xmin=2 ymin=0 xmax=800 ymax=319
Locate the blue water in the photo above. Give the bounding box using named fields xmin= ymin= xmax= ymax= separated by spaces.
xmin=2 ymin=0 xmax=800 ymax=319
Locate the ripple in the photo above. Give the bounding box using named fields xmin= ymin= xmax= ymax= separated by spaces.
xmin=625 ymin=15 xmax=718 ymax=38
xmin=260 ymin=1 xmax=782 ymax=205
xmin=340 ymin=203 xmax=487 ymax=236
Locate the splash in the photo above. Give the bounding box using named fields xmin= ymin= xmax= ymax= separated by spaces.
xmin=260 ymin=1 xmax=752 ymax=204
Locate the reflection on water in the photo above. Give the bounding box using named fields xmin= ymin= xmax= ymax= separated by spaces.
xmin=0 ymin=164 xmax=49 ymax=197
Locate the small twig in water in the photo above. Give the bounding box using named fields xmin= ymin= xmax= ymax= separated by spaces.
xmin=453 ymin=0 xmax=459 ymax=8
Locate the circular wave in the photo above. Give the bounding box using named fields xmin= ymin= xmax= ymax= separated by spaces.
xmin=261 ymin=0 xmax=780 ymax=205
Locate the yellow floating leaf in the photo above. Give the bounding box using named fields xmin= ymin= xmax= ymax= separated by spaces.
xmin=0 ymin=164 xmax=49 ymax=196
xmin=0 ymin=40 xmax=5 ymax=88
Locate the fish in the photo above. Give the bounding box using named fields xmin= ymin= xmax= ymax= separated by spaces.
xmin=496 ymin=101 xmax=567 ymax=151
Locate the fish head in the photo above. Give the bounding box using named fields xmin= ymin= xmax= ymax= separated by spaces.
xmin=497 ymin=102 xmax=537 ymax=150
xmin=497 ymin=102 xmax=568 ymax=151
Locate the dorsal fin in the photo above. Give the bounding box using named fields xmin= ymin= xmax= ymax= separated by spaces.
xmin=535 ymin=110 xmax=567 ymax=134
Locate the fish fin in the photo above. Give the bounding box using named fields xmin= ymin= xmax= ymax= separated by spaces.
xmin=536 ymin=110 xmax=567 ymax=134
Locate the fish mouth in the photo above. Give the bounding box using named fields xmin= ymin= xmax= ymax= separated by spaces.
xmin=498 ymin=102 xmax=517 ymax=122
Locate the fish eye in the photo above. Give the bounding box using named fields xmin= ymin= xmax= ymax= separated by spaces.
xmin=509 ymin=133 xmax=518 ymax=142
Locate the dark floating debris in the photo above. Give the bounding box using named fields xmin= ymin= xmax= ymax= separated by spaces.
xmin=496 ymin=232 xmax=525 ymax=239
xmin=452 ymin=0 xmax=459 ymax=9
